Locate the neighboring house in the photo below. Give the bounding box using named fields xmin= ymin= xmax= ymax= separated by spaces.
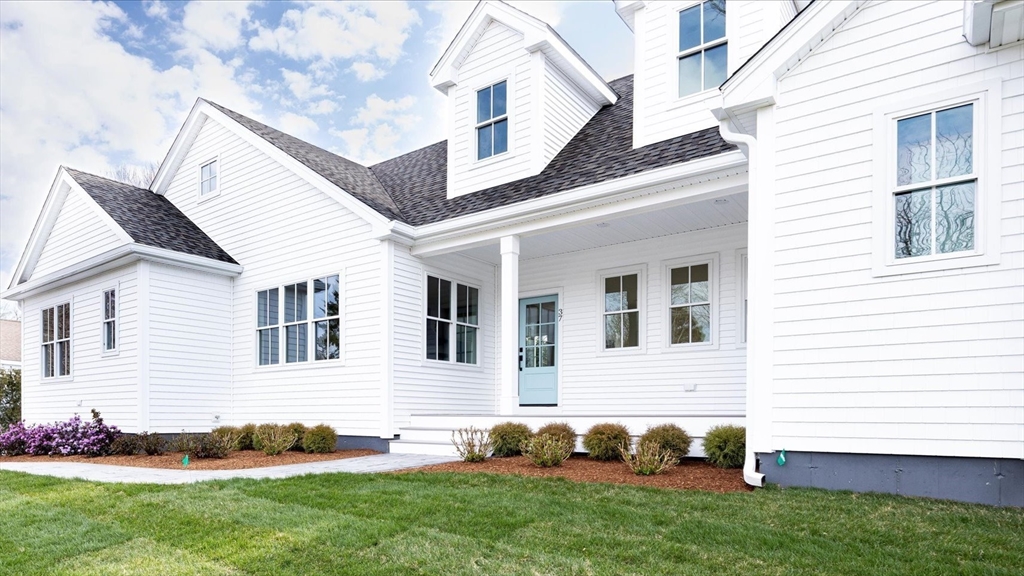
xmin=3 ymin=1 xmax=1022 ymax=505
xmin=0 ymin=319 xmax=21 ymax=371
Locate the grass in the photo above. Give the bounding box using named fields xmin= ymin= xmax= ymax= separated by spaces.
xmin=1 ymin=471 xmax=1022 ymax=575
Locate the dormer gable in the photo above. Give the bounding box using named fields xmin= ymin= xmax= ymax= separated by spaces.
xmin=430 ymin=1 xmax=617 ymax=199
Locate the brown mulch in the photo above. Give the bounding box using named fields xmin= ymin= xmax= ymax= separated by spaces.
xmin=0 ymin=449 xmax=379 ymax=470
xmin=402 ymin=454 xmax=752 ymax=493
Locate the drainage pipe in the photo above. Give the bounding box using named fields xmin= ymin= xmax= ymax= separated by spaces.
xmin=716 ymin=114 xmax=766 ymax=488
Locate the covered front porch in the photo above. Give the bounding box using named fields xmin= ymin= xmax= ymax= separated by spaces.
xmin=391 ymin=163 xmax=752 ymax=455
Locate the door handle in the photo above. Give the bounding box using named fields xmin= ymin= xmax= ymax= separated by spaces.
xmin=518 ymin=347 xmax=524 ymax=371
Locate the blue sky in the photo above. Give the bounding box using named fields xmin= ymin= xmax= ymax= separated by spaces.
xmin=0 ymin=0 xmax=634 ymax=299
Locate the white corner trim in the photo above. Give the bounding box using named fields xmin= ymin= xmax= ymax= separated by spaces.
xmin=137 ymin=260 xmax=151 ymax=432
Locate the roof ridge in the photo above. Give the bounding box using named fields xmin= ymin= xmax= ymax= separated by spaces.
xmin=63 ymin=166 xmax=151 ymax=192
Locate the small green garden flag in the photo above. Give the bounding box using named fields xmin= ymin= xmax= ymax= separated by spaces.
xmin=182 ymin=454 xmax=190 ymax=468
xmin=777 ymin=449 xmax=786 ymax=466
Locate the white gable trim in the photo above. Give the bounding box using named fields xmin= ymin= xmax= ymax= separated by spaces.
xmin=7 ymin=167 xmax=133 ymax=290
xmin=151 ymin=100 xmax=392 ymax=233
xmin=721 ymin=1 xmax=863 ymax=119
xmin=430 ymin=1 xmax=616 ymax=106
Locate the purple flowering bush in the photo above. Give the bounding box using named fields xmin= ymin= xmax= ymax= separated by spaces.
xmin=0 ymin=410 xmax=120 ymax=457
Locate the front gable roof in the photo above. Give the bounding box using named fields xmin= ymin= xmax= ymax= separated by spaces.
xmin=430 ymin=1 xmax=617 ymax=106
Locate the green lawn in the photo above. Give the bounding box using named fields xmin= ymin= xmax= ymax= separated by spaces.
xmin=1 ymin=470 xmax=1021 ymax=576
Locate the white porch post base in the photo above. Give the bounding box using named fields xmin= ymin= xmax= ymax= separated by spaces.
xmin=499 ymin=235 xmax=520 ymax=414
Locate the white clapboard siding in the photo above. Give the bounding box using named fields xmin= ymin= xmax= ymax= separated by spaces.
xmin=517 ymin=223 xmax=748 ymax=415
xmin=32 ymin=186 xmax=126 ymax=280
xmin=633 ymin=1 xmax=786 ymax=148
xmin=391 ymin=248 xmax=497 ymax=429
xmin=771 ymin=0 xmax=1024 ymax=460
xmin=20 ymin=265 xmax=139 ymax=431
xmin=542 ymin=58 xmax=601 ymax=164
xmin=162 ymin=116 xmax=383 ymax=436
xmin=147 ymin=263 xmax=232 ymax=432
xmin=448 ymin=20 xmax=535 ymax=197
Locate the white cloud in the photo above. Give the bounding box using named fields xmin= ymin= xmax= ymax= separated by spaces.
xmin=280 ymin=68 xmax=332 ymax=101
xmin=352 ymin=94 xmax=417 ymax=127
xmin=349 ymin=61 xmax=386 ymax=82
xmin=329 ymin=93 xmax=421 ymax=164
xmin=278 ymin=112 xmax=320 ymax=140
xmin=174 ymin=0 xmax=256 ymax=53
xmin=306 ymin=99 xmax=339 ymax=115
xmin=249 ymin=2 xmax=419 ymax=64
xmin=144 ymin=0 xmax=169 ymax=20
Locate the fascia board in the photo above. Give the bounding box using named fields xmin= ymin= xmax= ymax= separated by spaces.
xmin=410 ymin=149 xmax=747 ymax=255
xmin=152 ymin=99 xmax=205 ymax=194
xmin=8 ymin=169 xmax=70 ymax=290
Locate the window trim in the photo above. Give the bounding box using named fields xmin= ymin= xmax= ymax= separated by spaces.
xmin=871 ymin=80 xmax=1002 ymax=277
xmin=40 ymin=299 xmax=73 ymax=381
xmin=662 ymin=253 xmax=720 ymax=351
xmin=422 ymin=271 xmax=482 ymax=367
xmin=596 ymin=265 xmax=646 ymax=355
xmin=101 ymin=285 xmax=119 ymax=356
xmin=471 ymin=73 xmax=514 ymax=167
xmin=197 ymin=155 xmax=221 ymax=201
xmin=674 ymin=0 xmax=728 ymax=101
xmin=736 ymin=249 xmax=747 ymax=347
xmin=253 ymin=272 xmax=344 ymax=371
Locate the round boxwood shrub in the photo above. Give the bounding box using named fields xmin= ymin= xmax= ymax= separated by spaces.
xmin=535 ymin=422 xmax=576 ymax=450
xmin=285 ymin=422 xmax=308 ymax=451
xmin=236 ymin=423 xmax=257 ymax=451
xmin=303 ymin=424 xmax=337 ymax=454
xmin=489 ymin=422 xmax=532 ymax=457
xmin=703 ymin=424 xmax=746 ymax=468
xmin=251 ymin=424 xmax=277 ymax=452
xmin=582 ymin=422 xmax=631 ymax=461
xmin=109 ymin=434 xmax=140 ymax=456
xmin=639 ymin=424 xmax=692 ymax=463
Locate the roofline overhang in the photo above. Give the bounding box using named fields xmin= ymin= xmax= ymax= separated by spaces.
xmin=398 ymin=149 xmax=748 ymax=257
xmin=2 ymin=243 xmax=242 ymax=301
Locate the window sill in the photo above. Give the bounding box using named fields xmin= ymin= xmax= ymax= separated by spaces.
xmin=597 ymin=346 xmax=645 ymax=357
xmin=872 ymin=249 xmax=1000 ymax=278
xmin=42 ymin=375 xmax=74 ymax=383
xmin=665 ymin=341 xmax=720 ymax=352
xmin=197 ymin=191 xmax=221 ymax=204
xmin=421 ymin=358 xmax=485 ymax=371
xmin=101 ymin=350 xmax=119 ymax=358
xmin=667 ymin=88 xmax=721 ymax=112
xmin=253 ymin=359 xmax=344 ymax=373
xmin=470 ymin=150 xmax=512 ymax=171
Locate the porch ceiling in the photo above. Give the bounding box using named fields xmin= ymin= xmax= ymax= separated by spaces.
xmin=458 ymin=191 xmax=748 ymax=264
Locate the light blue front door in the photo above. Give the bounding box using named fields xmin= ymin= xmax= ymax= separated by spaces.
xmin=519 ymin=295 xmax=557 ymax=406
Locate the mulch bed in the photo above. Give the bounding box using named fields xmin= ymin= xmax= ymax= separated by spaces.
xmin=404 ymin=454 xmax=752 ymax=493
xmin=0 ymin=449 xmax=379 ymax=471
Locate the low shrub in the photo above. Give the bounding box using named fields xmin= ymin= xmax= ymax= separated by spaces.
xmin=703 ymin=425 xmax=746 ymax=469
xmin=109 ymin=434 xmax=140 ymax=456
xmin=535 ymin=422 xmax=576 ymax=450
xmin=0 ymin=368 xmax=21 ymax=431
xmin=171 ymin=431 xmax=231 ymax=459
xmin=582 ymin=422 xmax=630 ymax=461
xmin=621 ymin=441 xmax=675 ymax=476
xmin=488 ymin=422 xmax=532 ymax=457
xmin=236 ymin=423 xmax=257 ymax=451
xmin=452 ymin=427 xmax=491 ymax=462
xmin=138 ymin=431 xmax=166 ymax=456
xmin=639 ymin=424 xmax=692 ymax=463
xmin=255 ymin=424 xmax=297 ymax=456
xmin=303 ymin=424 xmax=337 ymax=454
xmin=285 ymin=422 xmax=307 ymax=451
xmin=0 ymin=411 xmax=120 ymax=457
xmin=521 ymin=433 xmax=573 ymax=468
xmin=251 ymin=424 xmax=276 ymax=452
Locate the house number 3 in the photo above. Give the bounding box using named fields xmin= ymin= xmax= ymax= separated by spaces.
xmin=558 ymin=308 xmax=563 ymax=321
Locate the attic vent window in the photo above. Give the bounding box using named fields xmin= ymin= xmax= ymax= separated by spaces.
xmin=677 ymin=0 xmax=727 ymax=98
xmin=476 ymin=80 xmax=508 ymax=160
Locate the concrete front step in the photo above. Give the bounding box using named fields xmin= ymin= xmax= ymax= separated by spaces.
xmin=389 ymin=439 xmax=459 ymax=457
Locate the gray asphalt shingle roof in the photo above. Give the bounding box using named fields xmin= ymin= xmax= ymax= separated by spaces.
xmin=65 ymin=168 xmax=237 ymax=264
xmin=210 ymin=75 xmax=736 ymax=227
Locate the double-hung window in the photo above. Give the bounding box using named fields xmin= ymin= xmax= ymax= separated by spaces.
xmin=199 ymin=159 xmax=218 ymax=197
xmin=102 ymin=289 xmax=117 ymax=353
xmin=893 ymin=104 xmax=976 ymax=259
xmin=603 ymin=273 xmax=640 ymax=349
xmin=42 ymin=303 xmax=71 ymax=378
xmin=476 ymin=81 xmax=508 ymax=160
xmin=669 ymin=263 xmax=711 ymax=345
xmin=257 ymin=275 xmax=340 ymax=366
xmin=677 ymin=0 xmax=727 ymax=98
xmin=425 ymin=275 xmax=479 ymax=364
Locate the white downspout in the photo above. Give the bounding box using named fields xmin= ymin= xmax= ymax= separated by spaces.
xmin=716 ymin=114 xmax=766 ymax=488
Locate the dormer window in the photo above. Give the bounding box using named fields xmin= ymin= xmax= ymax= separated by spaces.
xmin=677 ymin=0 xmax=727 ymax=98
xmin=199 ymin=158 xmax=219 ymax=197
xmin=476 ymin=80 xmax=508 ymax=160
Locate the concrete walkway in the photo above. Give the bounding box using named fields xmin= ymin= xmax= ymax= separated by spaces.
xmin=0 ymin=453 xmax=458 ymax=485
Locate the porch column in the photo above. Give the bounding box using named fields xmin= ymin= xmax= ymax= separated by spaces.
xmin=499 ymin=235 xmax=520 ymax=414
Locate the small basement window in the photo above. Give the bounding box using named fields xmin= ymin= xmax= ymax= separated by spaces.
xmin=677 ymin=0 xmax=727 ymax=98
xmin=476 ymin=81 xmax=508 ymax=160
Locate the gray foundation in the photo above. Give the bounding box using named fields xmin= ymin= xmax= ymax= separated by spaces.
xmin=759 ymin=451 xmax=1023 ymax=507
xmin=336 ymin=435 xmax=391 ymax=453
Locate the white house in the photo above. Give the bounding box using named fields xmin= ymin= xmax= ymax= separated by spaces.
xmin=4 ymin=0 xmax=1022 ymax=506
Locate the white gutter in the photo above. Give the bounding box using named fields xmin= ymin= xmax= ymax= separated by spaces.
xmin=716 ymin=116 xmax=766 ymax=489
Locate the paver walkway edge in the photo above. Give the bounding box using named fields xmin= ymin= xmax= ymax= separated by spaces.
xmin=0 ymin=453 xmax=458 ymax=484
